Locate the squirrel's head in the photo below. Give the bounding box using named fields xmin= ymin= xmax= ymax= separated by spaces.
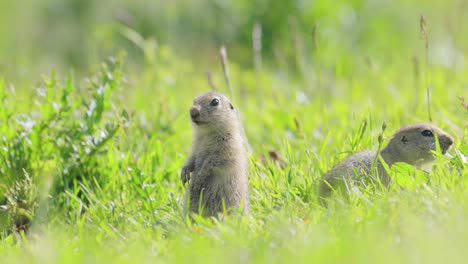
xmin=387 ymin=122 xmax=453 ymax=165
xmin=189 ymin=91 xmax=238 ymax=132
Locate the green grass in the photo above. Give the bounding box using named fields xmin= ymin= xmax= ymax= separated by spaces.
xmin=1 ymin=1 xmax=468 ymax=263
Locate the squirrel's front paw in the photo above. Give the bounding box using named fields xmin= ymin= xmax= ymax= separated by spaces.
xmin=180 ymin=166 xmax=192 ymax=185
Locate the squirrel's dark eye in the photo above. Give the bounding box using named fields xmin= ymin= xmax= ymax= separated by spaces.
xmin=421 ymin=130 xmax=434 ymax=137
xmin=210 ymin=98 xmax=220 ymax=107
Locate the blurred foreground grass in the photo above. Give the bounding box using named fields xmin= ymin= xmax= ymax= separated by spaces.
xmin=0 ymin=0 xmax=467 ymax=263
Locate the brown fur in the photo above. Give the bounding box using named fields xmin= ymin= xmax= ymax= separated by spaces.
xmin=181 ymin=91 xmax=249 ymax=217
xmin=319 ymin=123 xmax=454 ymax=199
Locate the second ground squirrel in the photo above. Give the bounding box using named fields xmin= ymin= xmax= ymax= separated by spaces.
xmin=319 ymin=122 xmax=454 ymax=199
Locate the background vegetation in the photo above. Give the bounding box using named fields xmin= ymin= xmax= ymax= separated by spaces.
xmin=0 ymin=0 xmax=467 ymax=263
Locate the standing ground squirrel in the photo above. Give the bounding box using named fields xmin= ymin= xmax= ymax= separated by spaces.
xmin=181 ymin=91 xmax=249 ymax=217
xmin=319 ymin=123 xmax=454 ymax=199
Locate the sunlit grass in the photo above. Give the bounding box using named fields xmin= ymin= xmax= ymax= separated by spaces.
xmin=0 ymin=1 xmax=468 ymax=263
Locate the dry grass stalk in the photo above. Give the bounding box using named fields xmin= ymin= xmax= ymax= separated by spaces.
xmin=220 ymin=46 xmax=233 ymax=98
xmin=253 ymin=23 xmax=262 ymax=73
xmin=420 ymin=13 xmax=432 ymax=122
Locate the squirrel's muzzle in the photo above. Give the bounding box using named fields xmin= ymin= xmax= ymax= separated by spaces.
xmin=439 ymin=134 xmax=454 ymax=154
xmin=190 ymin=106 xmax=201 ymax=119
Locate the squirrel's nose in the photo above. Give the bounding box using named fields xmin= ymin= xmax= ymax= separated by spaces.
xmin=444 ymin=135 xmax=454 ymax=146
xmin=190 ymin=107 xmax=200 ymax=118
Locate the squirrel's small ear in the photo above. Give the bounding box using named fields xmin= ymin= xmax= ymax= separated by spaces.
xmin=229 ymin=103 xmax=234 ymax=110
xmin=401 ymin=136 xmax=408 ymax=143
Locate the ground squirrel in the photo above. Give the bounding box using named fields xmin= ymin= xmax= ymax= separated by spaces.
xmin=319 ymin=122 xmax=454 ymax=199
xmin=181 ymin=91 xmax=249 ymax=217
